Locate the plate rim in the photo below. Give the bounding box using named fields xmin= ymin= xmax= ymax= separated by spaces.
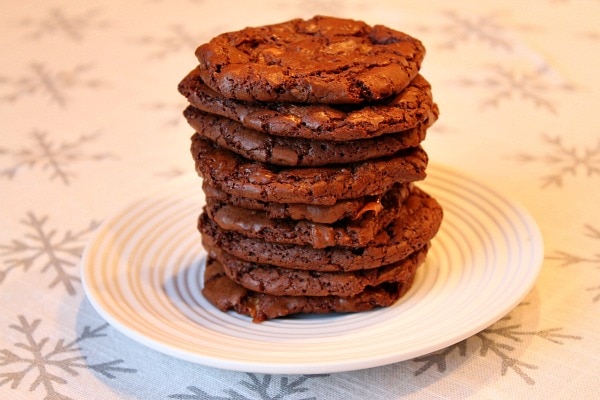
xmin=80 ymin=164 xmax=544 ymax=374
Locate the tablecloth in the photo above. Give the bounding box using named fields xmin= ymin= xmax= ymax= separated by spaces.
xmin=1 ymin=1 xmax=599 ymax=399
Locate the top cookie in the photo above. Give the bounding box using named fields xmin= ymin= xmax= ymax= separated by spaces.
xmin=195 ymin=15 xmax=426 ymax=104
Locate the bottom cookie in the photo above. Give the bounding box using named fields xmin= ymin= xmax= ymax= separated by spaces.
xmin=202 ymin=257 xmax=415 ymax=322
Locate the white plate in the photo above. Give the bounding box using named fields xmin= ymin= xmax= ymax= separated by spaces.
xmin=80 ymin=164 xmax=543 ymax=374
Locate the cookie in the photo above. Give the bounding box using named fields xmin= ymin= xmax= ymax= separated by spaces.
xmin=199 ymin=186 xmax=443 ymax=272
xmin=203 ymin=181 xmax=404 ymax=224
xmin=179 ymin=68 xmax=438 ymax=141
xmin=194 ymin=16 xmax=425 ymax=104
xmin=184 ymin=106 xmax=429 ymax=166
xmin=202 ymin=257 xmax=413 ymax=322
xmin=205 ymin=183 xmax=411 ymax=249
xmin=210 ymin=243 xmax=427 ymax=297
xmin=191 ymin=135 xmax=428 ymax=205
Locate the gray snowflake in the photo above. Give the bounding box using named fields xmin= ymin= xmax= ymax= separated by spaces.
xmin=0 ymin=62 xmax=103 ymax=108
xmin=0 ymin=212 xmax=99 ymax=295
xmin=456 ymin=64 xmax=575 ymax=113
xmin=0 ymin=129 xmax=114 ymax=185
xmin=425 ymin=10 xmax=513 ymax=50
xmin=413 ymin=311 xmax=581 ymax=385
xmin=146 ymin=101 xmax=186 ymax=127
xmin=513 ymin=134 xmax=600 ymax=187
xmin=0 ymin=315 xmax=136 ymax=400
xmin=137 ymin=24 xmax=202 ymax=59
xmin=169 ymin=373 xmax=327 ymax=400
xmin=155 ymin=167 xmax=187 ymax=180
xmin=547 ymin=224 xmax=600 ymax=302
xmin=19 ymin=7 xmax=109 ymax=41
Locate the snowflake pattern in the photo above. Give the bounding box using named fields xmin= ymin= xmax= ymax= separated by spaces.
xmin=145 ymin=101 xmax=186 ymax=127
xmin=155 ymin=167 xmax=187 ymax=180
xmin=547 ymin=224 xmax=600 ymax=302
xmin=0 ymin=212 xmax=99 ymax=295
xmin=19 ymin=8 xmax=109 ymax=41
xmin=0 ymin=315 xmax=136 ymax=400
xmin=513 ymin=134 xmax=600 ymax=187
xmin=455 ymin=64 xmax=575 ymax=113
xmin=413 ymin=309 xmax=581 ymax=385
xmin=136 ymin=24 xmax=202 ymax=59
xmin=169 ymin=373 xmax=327 ymax=400
xmin=0 ymin=129 xmax=114 ymax=185
xmin=0 ymin=62 xmax=103 ymax=108
xmin=421 ymin=10 xmax=515 ymax=50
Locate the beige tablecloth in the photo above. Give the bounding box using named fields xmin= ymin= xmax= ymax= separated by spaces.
xmin=1 ymin=1 xmax=599 ymax=399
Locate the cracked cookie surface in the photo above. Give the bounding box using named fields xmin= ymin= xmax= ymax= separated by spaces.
xmin=199 ymin=186 xmax=443 ymax=272
xmin=210 ymin=243 xmax=427 ymax=297
xmin=179 ymin=69 xmax=438 ymax=141
xmin=205 ymin=183 xmax=412 ymax=249
xmin=202 ymin=257 xmax=413 ymax=322
xmin=184 ymin=105 xmax=430 ymax=166
xmin=194 ymin=15 xmax=425 ymax=104
xmin=191 ymin=135 xmax=428 ymax=205
xmin=203 ymin=181 xmax=404 ymax=224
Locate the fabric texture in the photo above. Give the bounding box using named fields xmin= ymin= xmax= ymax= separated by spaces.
xmin=1 ymin=1 xmax=599 ymax=399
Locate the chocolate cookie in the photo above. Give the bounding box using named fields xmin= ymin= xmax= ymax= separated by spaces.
xmin=203 ymin=181 xmax=405 ymax=224
xmin=199 ymin=186 xmax=443 ymax=272
xmin=210 ymin=243 xmax=426 ymax=297
xmin=179 ymin=69 xmax=438 ymax=141
xmin=205 ymin=183 xmax=411 ymax=249
xmin=202 ymin=257 xmax=413 ymax=322
xmin=184 ymin=106 xmax=429 ymax=166
xmin=191 ymin=135 xmax=428 ymax=205
xmin=194 ymin=16 xmax=425 ymax=104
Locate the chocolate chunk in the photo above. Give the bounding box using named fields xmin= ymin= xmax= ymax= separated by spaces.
xmin=204 ymin=183 xmax=411 ymax=249
xmin=199 ymin=186 xmax=443 ymax=272
xmin=203 ymin=181 xmax=401 ymax=224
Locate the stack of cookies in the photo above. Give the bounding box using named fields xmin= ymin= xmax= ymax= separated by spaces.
xmin=178 ymin=16 xmax=443 ymax=322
